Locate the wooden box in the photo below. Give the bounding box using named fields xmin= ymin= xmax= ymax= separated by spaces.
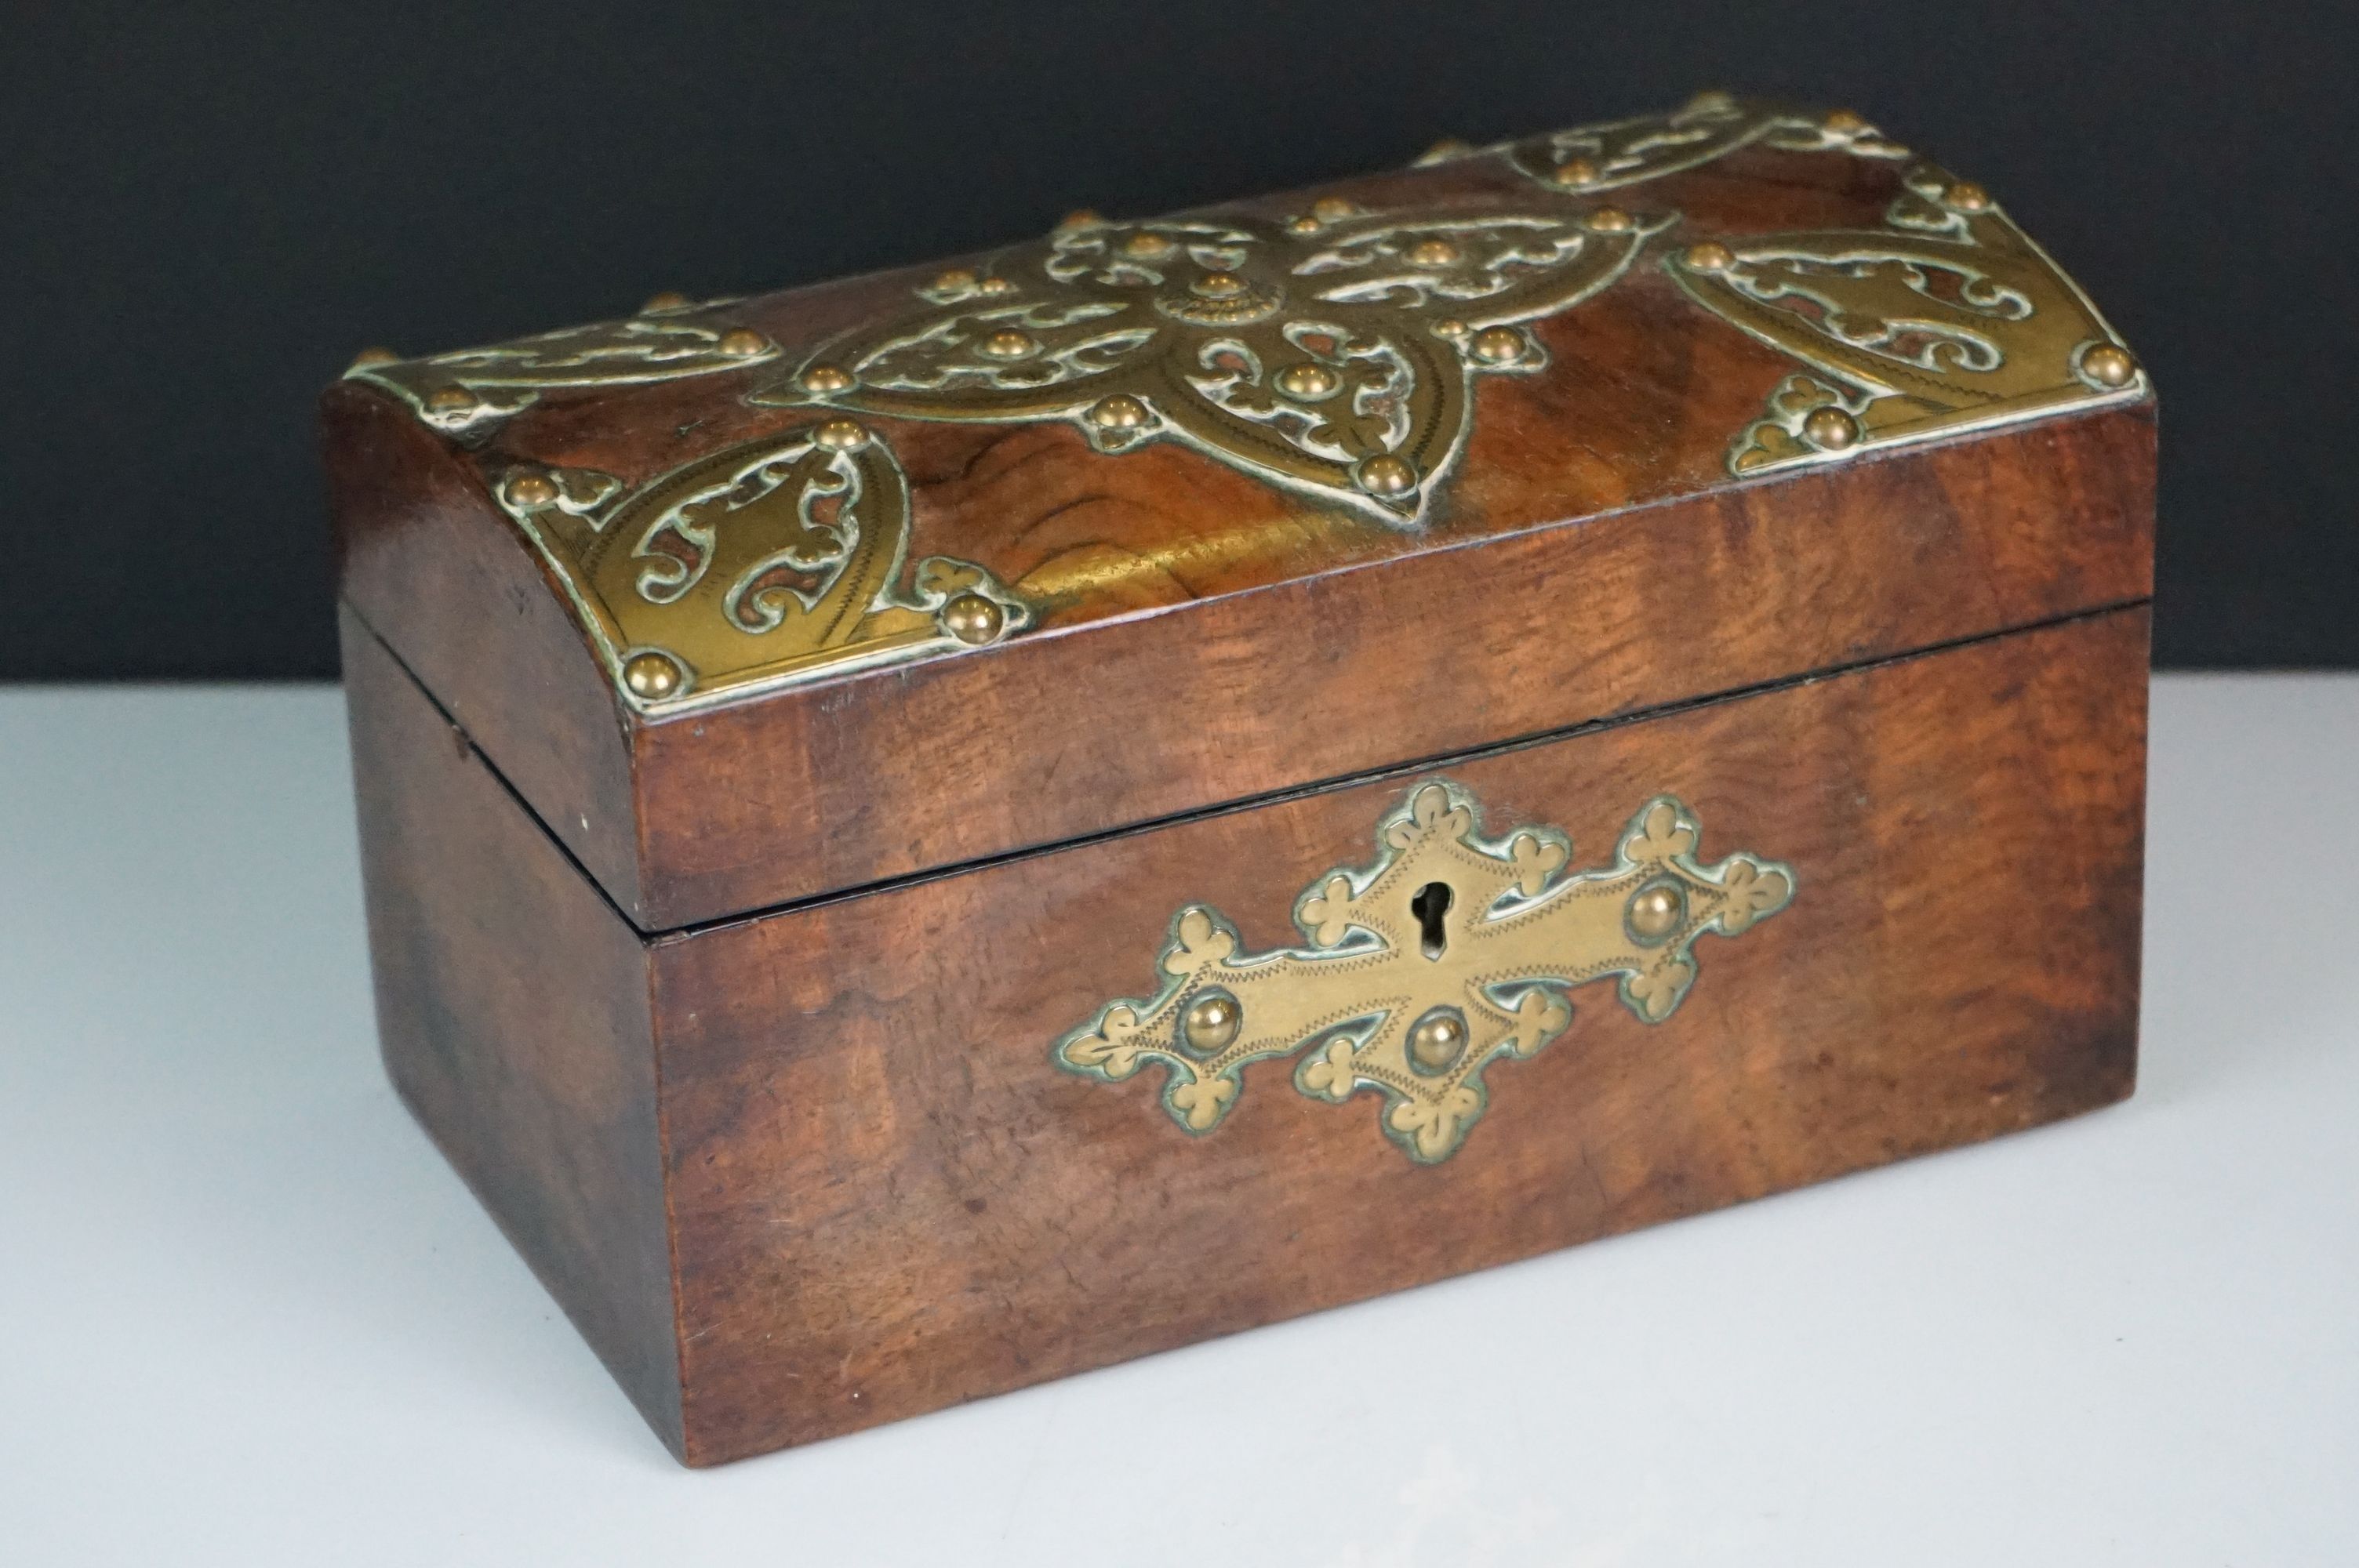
xmin=323 ymin=94 xmax=2153 ymax=1466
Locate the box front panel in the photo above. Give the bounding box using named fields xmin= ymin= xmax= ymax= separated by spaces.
xmin=651 ymin=608 xmax=2147 ymax=1464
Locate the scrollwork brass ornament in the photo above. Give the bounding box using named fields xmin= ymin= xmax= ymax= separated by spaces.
xmin=1670 ymin=165 xmax=2147 ymax=474
xmin=1498 ymin=91 xmax=1910 ymax=193
xmin=347 ymin=301 xmax=779 ymax=437
xmin=489 ymin=423 xmax=1030 ymax=713
xmin=1053 ymin=782 xmax=1794 ymax=1163
xmin=753 ymin=205 xmax=1674 ymax=524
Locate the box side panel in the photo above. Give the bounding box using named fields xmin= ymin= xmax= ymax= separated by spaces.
xmin=632 ymin=405 xmax=2154 ymax=927
xmin=340 ymin=608 xmax=683 ymax=1452
xmin=653 ymin=607 xmax=2148 ymax=1465
xmin=325 ymin=383 xmax=647 ymax=916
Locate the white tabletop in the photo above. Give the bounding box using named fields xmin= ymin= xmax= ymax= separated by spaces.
xmin=2 ymin=673 xmax=2354 ymax=1566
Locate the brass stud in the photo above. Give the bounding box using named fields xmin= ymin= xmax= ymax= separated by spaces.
xmin=1275 ymin=362 xmax=1339 ymax=400
xmin=1551 ymin=156 xmax=1600 ymax=187
xmin=1182 ymin=993 xmax=1242 ymax=1055
xmin=717 ymin=328 xmax=769 ymax=357
xmin=640 ymin=290 xmax=689 ymax=313
xmin=1355 ymin=453 xmax=1416 ymax=495
xmin=1121 ymin=230 xmax=1175 ymax=259
xmin=1822 ymin=109 xmax=1869 ymax=135
xmin=1686 ymin=89 xmax=1736 ymax=114
xmin=2081 ymin=343 xmax=2138 ymax=388
xmin=1801 ymin=405 xmax=1862 ymax=451
xmin=1087 ymin=394 xmax=1150 ymax=430
xmin=1470 ymin=325 xmax=1525 ymax=365
xmin=1417 ymin=137 xmax=1474 ymax=165
xmin=1286 ymin=215 xmax=1322 ymax=234
xmin=1627 ymin=882 xmax=1685 ymax=942
xmin=1059 ymin=207 xmax=1104 ymax=230
xmin=1311 ymin=195 xmax=1359 ymax=223
xmin=977 ymin=276 xmax=1016 ymax=296
xmin=1406 ymin=237 xmax=1463 ymax=268
xmin=622 ymin=652 xmax=683 ymax=701
xmin=1945 ymin=180 xmax=1991 ymax=212
xmin=1408 ymin=1012 xmax=1468 ymax=1073
xmin=979 ymin=328 xmax=1038 ymax=358
xmin=932 ymin=267 xmax=977 ymax=292
xmin=1684 ymin=241 xmax=1736 ymax=272
xmin=800 ymin=363 xmax=853 ymax=394
xmin=423 ymin=385 xmax=477 ymax=414
xmin=1584 ymin=206 xmax=1634 ymax=233
xmin=941 ymin=593 xmax=1005 ymax=646
xmin=1191 ymin=271 xmax=1247 ymax=298
xmin=1430 ymin=318 xmax=1470 ymax=339
xmin=812 ymin=417 xmax=869 ymax=451
xmin=503 ymin=472 xmax=559 ymax=510
xmin=347 ymin=346 xmax=398 ymax=369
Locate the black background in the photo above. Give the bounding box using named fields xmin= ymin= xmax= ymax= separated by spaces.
xmin=5 ymin=2 xmax=2352 ymax=680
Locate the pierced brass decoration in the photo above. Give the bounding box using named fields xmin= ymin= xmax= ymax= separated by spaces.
xmin=347 ymin=303 xmax=779 ymax=437
xmin=1670 ymin=165 xmax=2148 ymax=474
xmin=490 ymin=425 xmax=1029 ymax=713
xmin=753 ymin=206 xmax=1673 ymax=524
xmin=1501 ymin=93 xmax=1909 ymax=194
xmin=1053 ymin=782 xmax=1794 ymax=1163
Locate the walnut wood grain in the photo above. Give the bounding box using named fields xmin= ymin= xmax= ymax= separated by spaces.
xmin=325 ymin=139 xmax=2157 ymax=931
xmin=340 ymin=608 xmax=684 ymax=1455
xmin=648 ymin=607 xmax=2147 ymax=1464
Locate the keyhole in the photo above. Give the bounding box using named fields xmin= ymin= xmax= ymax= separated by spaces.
xmin=1411 ymin=881 xmax=1454 ymax=960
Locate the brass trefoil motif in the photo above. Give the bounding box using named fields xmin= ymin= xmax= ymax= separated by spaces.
xmin=1054 ymin=782 xmax=1794 ymax=1163
xmin=754 ymin=205 xmax=1674 ymax=524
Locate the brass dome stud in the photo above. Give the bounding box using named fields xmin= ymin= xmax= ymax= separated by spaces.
xmin=1059 ymin=207 xmax=1104 ymax=230
xmin=1181 ymin=993 xmax=1242 ymax=1056
xmin=1406 ymin=237 xmax=1463 ymax=268
xmin=1551 ymin=156 xmax=1601 ymax=187
xmin=1686 ymin=89 xmax=1736 ymax=114
xmin=347 ymin=346 xmax=398 ymax=369
xmin=1286 ymin=215 xmax=1322 ymax=234
xmin=622 ymin=652 xmax=684 ymax=701
xmin=1944 ymin=180 xmax=1991 ymax=212
xmin=2081 ymin=344 xmax=2138 ymax=388
xmin=1684 ymin=241 xmax=1735 ymax=272
xmin=423 ymin=385 xmax=477 ymax=415
xmin=1470 ymin=325 xmax=1525 ymax=365
xmin=800 ymin=363 xmax=854 ymax=394
xmin=979 ymin=328 xmax=1039 ymax=358
xmin=1584 ymin=206 xmax=1634 ymax=233
xmin=1801 ymin=405 xmax=1862 ymax=451
xmin=977 ymin=276 xmax=1016 ymax=296
xmin=941 ymin=593 xmax=1005 ymax=646
xmin=640 ymin=290 xmax=689 ymax=313
xmin=502 ymin=472 xmax=560 ymax=510
xmin=1121 ymin=230 xmax=1176 ymax=260
xmin=1417 ymin=137 xmax=1474 ymax=165
xmin=1626 ymin=881 xmax=1685 ymax=943
xmin=1354 ymin=453 xmax=1417 ymax=496
xmin=1190 ymin=271 xmax=1247 ymax=299
xmin=1087 ymin=394 xmax=1150 ymax=430
xmin=812 ymin=417 xmax=869 ymax=452
xmin=717 ymin=328 xmax=769 ymax=357
xmin=1430 ymin=318 xmax=1470 ymax=340
xmin=1822 ymin=108 xmax=1868 ymax=135
xmin=1275 ymin=363 xmax=1339 ymax=400
xmin=932 ymin=267 xmax=977 ymax=292
xmin=1311 ymin=195 xmax=1359 ymax=223
xmin=1408 ymin=1012 xmax=1468 ymax=1073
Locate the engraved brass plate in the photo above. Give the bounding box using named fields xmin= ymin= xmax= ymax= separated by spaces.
xmin=486 ymin=422 xmax=1029 ymax=713
xmin=1670 ymin=164 xmax=2146 ymax=474
xmin=1053 ymin=782 xmax=1794 ymax=1163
